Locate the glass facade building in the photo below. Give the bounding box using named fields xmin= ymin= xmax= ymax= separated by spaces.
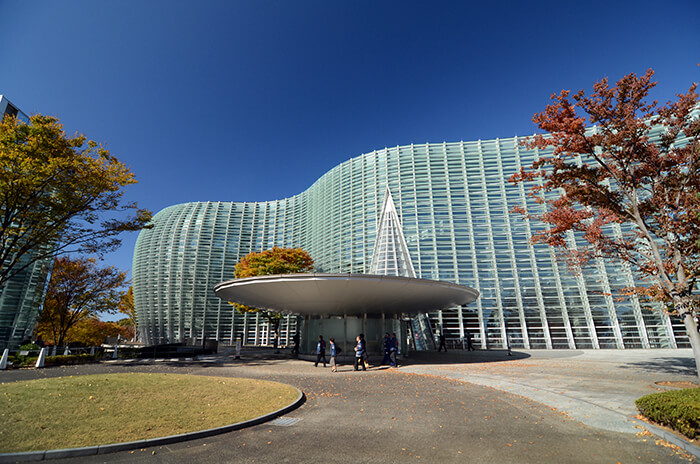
xmin=133 ymin=131 xmax=691 ymax=350
xmin=0 ymin=95 xmax=53 ymax=350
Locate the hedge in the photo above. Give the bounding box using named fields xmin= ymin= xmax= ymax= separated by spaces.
xmin=636 ymin=388 xmax=700 ymax=439
xmin=8 ymin=353 xmax=99 ymax=368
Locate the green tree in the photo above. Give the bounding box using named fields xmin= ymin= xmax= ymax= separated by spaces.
xmin=232 ymin=247 xmax=314 ymax=349
xmin=35 ymin=256 xmax=127 ymax=347
xmin=509 ymin=70 xmax=700 ymax=377
xmin=0 ymin=114 xmax=151 ymax=288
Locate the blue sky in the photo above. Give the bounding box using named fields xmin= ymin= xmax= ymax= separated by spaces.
xmin=1 ymin=0 xmax=699 ymax=303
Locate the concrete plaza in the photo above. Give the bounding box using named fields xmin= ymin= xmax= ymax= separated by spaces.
xmin=1 ymin=348 xmax=697 ymax=463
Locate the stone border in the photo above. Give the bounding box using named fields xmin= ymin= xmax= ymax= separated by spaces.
xmin=0 ymin=387 xmax=305 ymax=462
xmin=636 ymin=419 xmax=700 ymax=458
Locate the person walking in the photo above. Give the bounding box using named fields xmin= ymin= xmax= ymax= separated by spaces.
xmin=438 ymin=333 xmax=447 ymax=352
xmin=360 ymin=333 xmax=369 ymax=369
xmin=329 ymin=337 xmax=341 ymax=372
xmin=389 ymin=332 xmax=398 ymax=367
xmin=291 ymin=332 xmax=300 ymax=357
xmin=315 ymin=335 xmax=327 ymax=367
xmin=353 ymin=335 xmax=366 ymax=371
xmin=466 ymin=331 xmax=474 ymax=351
xmin=381 ymin=333 xmax=392 ymax=365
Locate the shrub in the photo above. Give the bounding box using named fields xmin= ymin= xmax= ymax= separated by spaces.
xmin=18 ymin=343 xmax=40 ymax=351
xmin=44 ymin=354 xmax=96 ymax=366
xmin=12 ymin=355 xmax=38 ymax=367
xmin=10 ymin=343 xmax=42 ymax=366
xmin=636 ymin=388 xmax=700 ymax=439
xmin=6 ymin=353 xmax=97 ymax=368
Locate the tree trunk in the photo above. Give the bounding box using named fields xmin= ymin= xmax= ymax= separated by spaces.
xmin=677 ymin=297 xmax=700 ymax=384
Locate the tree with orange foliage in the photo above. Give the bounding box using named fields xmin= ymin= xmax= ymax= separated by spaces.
xmin=35 ymin=256 xmax=127 ymax=347
xmin=232 ymin=247 xmax=314 ymax=349
xmin=510 ymin=69 xmax=700 ymax=378
xmin=62 ymin=317 xmax=132 ymax=346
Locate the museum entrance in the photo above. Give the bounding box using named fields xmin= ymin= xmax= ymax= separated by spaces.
xmin=298 ymin=313 xmax=406 ymax=360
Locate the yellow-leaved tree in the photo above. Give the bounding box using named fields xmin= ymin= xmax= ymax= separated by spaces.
xmin=0 ymin=114 xmax=151 ymax=288
xmin=117 ymin=286 xmax=137 ymax=341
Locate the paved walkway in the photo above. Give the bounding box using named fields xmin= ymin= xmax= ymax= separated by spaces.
xmin=1 ymin=348 xmax=697 ymax=463
xmin=402 ymin=348 xmax=698 ymax=434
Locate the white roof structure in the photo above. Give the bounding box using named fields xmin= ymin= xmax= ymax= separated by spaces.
xmin=370 ymin=188 xmax=416 ymax=278
xmin=213 ymin=273 xmax=479 ymax=316
xmin=214 ymin=190 xmax=479 ymax=318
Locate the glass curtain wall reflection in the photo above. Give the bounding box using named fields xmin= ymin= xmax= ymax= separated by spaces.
xmin=0 ymin=96 xmax=52 ymax=350
xmin=133 ymin=134 xmax=690 ymax=349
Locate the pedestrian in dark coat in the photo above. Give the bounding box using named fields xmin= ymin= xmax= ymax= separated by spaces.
xmin=438 ymin=333 xmax=447 ymax=352
xmin=291 ymin=332 xmax=300 ymax=356
xmin=382 ymin=333 xmax=392 ymax=365
xmin=390 ymin=332 xmax=398 ymax=367
xmin=315 ymin=335 xmax=327 ymax=367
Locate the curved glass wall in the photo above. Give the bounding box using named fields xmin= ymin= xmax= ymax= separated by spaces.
xmin=133 ymin=135 xmax=690 ymax=349
xmin=0 ymin=253 xmax=52 ymax=350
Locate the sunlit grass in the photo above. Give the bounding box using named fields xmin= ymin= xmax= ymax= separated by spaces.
xmin=0 ymin=373 xmax=298 ymax=452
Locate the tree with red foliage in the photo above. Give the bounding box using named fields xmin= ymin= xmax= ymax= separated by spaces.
xmin=510 ymin=70 xmax=700 ymax=378
xmin=35 ymin=256 xmax=127 ymax=347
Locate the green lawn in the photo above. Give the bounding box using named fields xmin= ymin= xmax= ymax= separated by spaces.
xmin=0 ymin=373 xmax=299 ymax=452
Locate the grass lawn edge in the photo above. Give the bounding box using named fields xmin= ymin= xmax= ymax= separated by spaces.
xmin=0 ymin=385 xmax=305 ymax=462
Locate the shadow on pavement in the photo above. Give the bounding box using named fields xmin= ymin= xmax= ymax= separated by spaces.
xmin=236 ymin=347 xmax=533 ymax=366
xmin=620 ymin=356 xmax=697 ymax=377
xmin=398 ymin=349 xmax=531 ymax=365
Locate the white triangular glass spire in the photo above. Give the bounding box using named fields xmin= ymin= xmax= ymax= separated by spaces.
xmin=369 ymin=188 xmax=416 ymax=278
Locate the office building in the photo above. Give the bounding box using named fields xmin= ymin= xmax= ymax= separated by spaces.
xmin=0 ymin=96 xmax=52 ymax=350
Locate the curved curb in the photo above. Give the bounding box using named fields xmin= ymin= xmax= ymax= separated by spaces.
xmin=634 ymin=418 xmax=700 ymax=459
xmin=0 ymin=387 xmax=305 ymax=462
